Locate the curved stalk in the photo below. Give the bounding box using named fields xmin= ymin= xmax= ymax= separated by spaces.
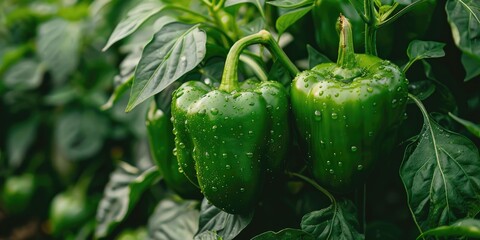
xmin=288 ymin=172 xmax=336 ymax=204
xmin=376 ymin=0 xmax=428 ymax=29
xmin=219 ymin=30 xmax=299 ymax=92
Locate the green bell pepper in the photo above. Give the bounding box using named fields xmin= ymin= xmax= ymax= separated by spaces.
xmin=146 ymin=102 xmax=201 ymax=199
xmin=291 ymin=15 xmax=408 ymax=192
xmin=49 ymin=188 xmax=92 ymax=235
xmin=1 ymin=173 xmax=35 ymax=215
xmin=171 ymin=30 xmax=298 ymax=213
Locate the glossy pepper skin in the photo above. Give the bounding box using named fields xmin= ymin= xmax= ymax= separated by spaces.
xmin=291 ymin=16 xmax=408 ymax=192
xmin=171 ymin=79 xmax=289 ymax=214
xmin=146 ymin=102 xmax=201 ymax=199
xmin=171 ymin=81 xmax=211 ymax=187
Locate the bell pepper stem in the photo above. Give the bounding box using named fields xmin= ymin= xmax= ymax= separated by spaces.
xmin=336 ymin=14 xmax=357 ymax=68
xmin=219 ymin=30 xmax=299 ymax=92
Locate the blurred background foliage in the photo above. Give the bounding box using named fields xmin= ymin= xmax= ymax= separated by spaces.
xmin=0 ymin=0 xmax=478 ymax=239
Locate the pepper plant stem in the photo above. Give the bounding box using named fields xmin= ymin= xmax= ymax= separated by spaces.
xmin=364 ymin=0 xmax=377 ymax=56
xmin=219 ymin=30 xmax=299 ymax=92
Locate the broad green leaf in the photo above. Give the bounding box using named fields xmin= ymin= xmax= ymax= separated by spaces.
xmin=407 ymin=40 xmax=446 ymax=59
xmin=307 ymin=45 xmax=332 ymax=69
xmin=401 ymin=96 xmax=480 ymax=232
xmin=195 ymin=198 xmax=253 ymax=240
xmin=301 ymin=200 xmax=364 ymax=240
xmin=44 ymin=86 xmax=77 ymax=106
xmin=252 ymin=228 xmax=315 ymax=240
xmin=37 ymin=19 xmax=81 ymax=84
xmin=7 ymin=116 xmax=39 ymax=169
xmin=417 ymin=218 xmax=480 ymax=239
xmin=101 ymin=76 xmax=133 ymax=110
xmin=195 ymin=231 xmax=222 ymax=240
xmin=126 ymin=23 xmax=206 ymax=111
xmin=102 ymin=1 xmax=165 ymax=51
xmin=0 ymin=43 xmax=32 ymax=76
xmin=148 ymin=199 xmax=199 ymax=240
xmin=4 ymin=59 xmax=44 ymax=90
xmin=276 ymin=6 xmax=313 ymax=36
xmin=269 ymin=60 xmax=290 ymax=86
xmin=240 ymin=17 xmax=265 ymax=36
xmin=407 ymin=80 xmax=436 ymax=101
xmin=448 ymin=112 xmax=480 ymax=137
xmin=267 ymin=0 xmax=314 ymax=9
xmin=446 ymin=0 xmax=480 ymax=80
xmin=461 ymin=53 xmax=480 ymax=81
xmin=403 ymin=40 xmax=445 ymax=72
xmin=95 ymin=164 xmax=161 ymax=238
xmin=55 ymin=110 xmax=108 ymax=161
xmin=225 ymin=0 xmax=265 ymax=18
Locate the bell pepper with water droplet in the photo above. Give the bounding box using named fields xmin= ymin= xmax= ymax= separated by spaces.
xmin=171 ymin=30 xmax=298 ymax=213
xmin=146 ymin=102 xmax=201 ymax=199
xmin=291 ymin=15 xmax=408 ymax=192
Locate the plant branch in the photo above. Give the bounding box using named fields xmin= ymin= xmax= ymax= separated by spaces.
xmin=376 ymin=0 xmax=429 ymax=29
xmin=288 ymin=172 xmax=336 ymax=204
xmin=364 ymin=0 xmax=377 ymax=55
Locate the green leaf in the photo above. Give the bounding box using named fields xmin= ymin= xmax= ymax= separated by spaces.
xmin=4 ymin=59 xmax=44 ymax=90
xmin=55 ymin=110 xmax=108 ymax=161
xmin=401 ymin=96 xmax=480 ymax=232
xmin=37 ymin=19 xmax=81 ymax=84
xmin=195 ymin=198 xmax=253 ymax=240
xmin=301 ymin=200 xmax=364 ymax=240
xmin=6 ymin=116 xmax=40 ymax=169
xmin=417 ymin=218 xmax=480 ymax=239
xmin=148 ymin=199 xmax=199 ymax=239
xmin=44 ymin=86 xmax=77 ymax=106
xmin=195 ymin=231 xmax=222 ymax=240
xmin=269 ymin=60 xmax=290 ymax=86
xmin=267 ymin=0 xmax=314 ymax=9
xmin=95 ymin=164 xmax=161 ymax=238
xmin=252 ymin=228 xmax=314 ymax=240
xmin=404 ymin=40 xmax=445 ymax=73
xmin=407 ymin=80 xmax=436 ymax=101
xmin=307 ymin=45 xmax=332 ymax=69
xmin=407 ymin=40 xmax=446 ymax=60
xmin=240 ymin=17 xmax=266 ymax=36
xmin=225 ymin=0 xmax=265 ymax=18
xmin=102 ymin=1 xmax=165 ymax=51
xmin=126 ymin=23 xmax=206 ymax=111
xmin=276 ymin=6 xmax=313 ymax=35
xmin=461 ymin=53 xmax=480 ymax=81
xmin=448 ymin=112 xmax=480 ymax=138
xmin=101 ymin=76 xmax=133 ymax=110
xmin=446 ymin=0 xmax=480 ymax=80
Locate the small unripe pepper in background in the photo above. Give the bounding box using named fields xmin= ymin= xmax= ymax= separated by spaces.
xmin=291 ymin=15 xmax=408 ymax=192
xmin=146 ymin=102 xmax=201 ymax=199
xmin=171 ymin=30 xmax=298 ymax=214
xmin=1 ymin=173 xmax=35 ymax=215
